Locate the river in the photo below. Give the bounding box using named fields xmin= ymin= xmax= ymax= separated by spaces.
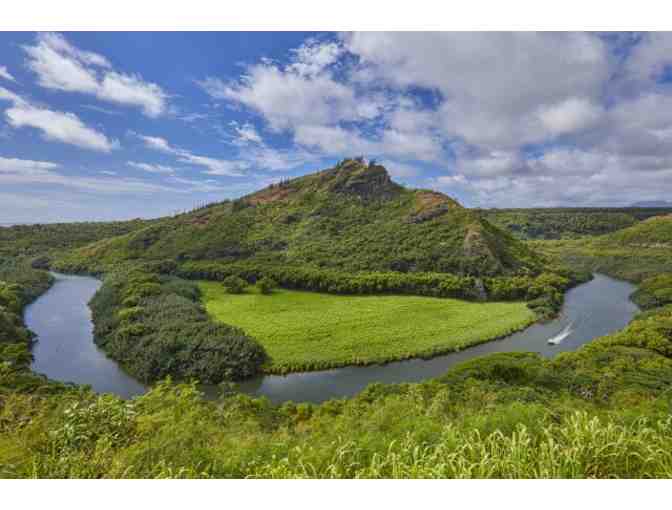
xmin=26 ymin=272 xmax=638 ymax=403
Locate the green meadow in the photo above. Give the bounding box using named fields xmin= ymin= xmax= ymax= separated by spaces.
xmin=199 ymin=282 xmax=536 ymax=373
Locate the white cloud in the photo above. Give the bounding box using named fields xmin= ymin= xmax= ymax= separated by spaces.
xmin=136 ymin=132 xmax=247 ymax=176
xmin=204 ymin=67 xmax=361 ymax=131
xmin=0 ymin=88 xmax=118 ymax=152
xmin=127 ymin=161 xmax=176 ymax=174
xmin=380 ymin=160 xmax=421 ymax=179
xmin=536 ymin=97 xmax=603 ymax=136
xmin=0 ymin=66 xmax=16 ymax=82
xmin=98 ymin=72 xmax=167 ymax=117
xmin=6 ymin=105 xmax=117 ymax=152
xmin=0 ymin=154 xmax=225 ymax=195
xmin=231 ymin=122 xmax=263 ymax=145
xmin=177 ymin=153 xmax=247 ymax=176
xmin=288 ymin=40 xmax=343 ymax=77
xmin=137 ymin=134 xmax=176 ymax=153
xmin=343 ymin=32 xmax=609 ymax=149
xmin=0 ymin=86 xmax=24 ymax=105
xmin=0 ymin=156 xmax=60 ymax=174
xmin=23 ymin=33 xmax=167 ymax=117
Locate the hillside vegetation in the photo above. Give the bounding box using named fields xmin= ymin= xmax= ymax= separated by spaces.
xmin=535 ymin=215 xmax=672 ymax=282
xmin=0 ymin=219 xmax=151 ymax=266
xmin=57 ymin=160 xmax=543 ymax=277
xmin=485 ymin=207 xmax=672 ymax=240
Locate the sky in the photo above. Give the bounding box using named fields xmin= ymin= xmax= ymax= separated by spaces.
xmin=1 ymin=31 xmax=672 ymax=222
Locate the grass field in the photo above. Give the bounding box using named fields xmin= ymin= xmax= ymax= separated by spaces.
xmin=199 ymin=283 xmax=536 ymax=373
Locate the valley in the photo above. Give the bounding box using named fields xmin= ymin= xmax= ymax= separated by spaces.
xmin=2 ymin=161 xmax=672 ymax=478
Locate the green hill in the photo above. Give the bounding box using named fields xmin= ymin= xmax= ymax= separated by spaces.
xmin=58 ymin=159 xmax=543 ymax=277
xmin=534 ymin=214 xmax=672 ymax=282
xmin=600 ymin=214 xmax=672 ymax=248
xmin=485 ymin=207 xmax=672 ymax=240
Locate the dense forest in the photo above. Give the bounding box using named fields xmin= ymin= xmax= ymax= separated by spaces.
xmin=3 ymin=163 xmax=672 ymax=478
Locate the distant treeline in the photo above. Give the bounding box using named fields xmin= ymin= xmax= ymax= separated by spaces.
xmin=0 ymin=219 xmax=152 ymax=261
xmin=484 ymin=207 xmax=672 ymax=240
xmin=176 ymin=260 xmax=587 ymax=319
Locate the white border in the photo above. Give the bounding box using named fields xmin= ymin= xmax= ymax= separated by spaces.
xmin=1 ymin=479 xmax=671 ymax=509
xmin=0 ymin=0 xmax=671 ymax=30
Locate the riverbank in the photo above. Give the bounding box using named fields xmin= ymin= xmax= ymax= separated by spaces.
xmin=22 ymin=273 xmax=639 ymax=404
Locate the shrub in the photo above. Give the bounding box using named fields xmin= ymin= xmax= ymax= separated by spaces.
xmin=223 ymin=275 xmax=246 ymax=294
xmin=89 ymin=271 xmax=265 ymax=383
xmin=257 ymin=276 xmax=276 ymax=295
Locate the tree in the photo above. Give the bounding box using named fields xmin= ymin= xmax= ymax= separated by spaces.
xmin=257 ymin=276 xmax=277 ymax=295
xmin=223 ymin=275 xmax=246 ymax=294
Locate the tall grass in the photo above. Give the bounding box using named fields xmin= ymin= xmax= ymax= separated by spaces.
xmin=249 ymin=413 xmax=672 ymax=479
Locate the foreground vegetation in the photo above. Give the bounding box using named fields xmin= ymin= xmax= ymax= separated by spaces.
xmin=200 ymin=283 xmax=535 ymax=373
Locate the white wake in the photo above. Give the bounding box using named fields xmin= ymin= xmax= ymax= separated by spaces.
xmin=547 ymin=322 xmax=574 ymax=345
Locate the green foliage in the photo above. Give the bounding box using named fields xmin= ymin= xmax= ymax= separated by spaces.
xmin=256 ymin=276 xmax=276 ymax=295
xmin=534 ymin=216 xmax=672 ymax=283
xmin=89 ymin=269 xmax=266 ymax=383
xmin=222 ymin=275 xmax=246 ymax=294
xmin=0 ymin=219 xmax=150 ymax=260
xmin=631 ymin=274 xmax=672 ymax=309
xmin=199 ymin=282 xmax=536 ymax=373
xmin=4 ymin=183 xmax=672 ymax=478
xmin=0 ymin=263 xmax=53 ymax=347
xmin=485 ymin=207 xmax=672 ymax=240
xmin=54 ymin=162 xmax=544 ymax=278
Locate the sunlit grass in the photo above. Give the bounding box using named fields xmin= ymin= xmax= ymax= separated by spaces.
xmin=199 ymin=282 xmax=535 ymax=373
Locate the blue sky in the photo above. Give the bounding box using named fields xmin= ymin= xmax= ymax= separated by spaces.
xmin=1 ymin=32 xmax=672 ymax=222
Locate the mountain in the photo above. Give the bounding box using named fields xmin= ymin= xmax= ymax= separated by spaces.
xmin=631 ymin=201 xmax=672 ymax=208
xmin=59 ymin=159 xmax=544 ymax=277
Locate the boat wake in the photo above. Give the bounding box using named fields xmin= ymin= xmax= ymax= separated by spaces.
xmin=547 ymin=322 xmax=574 ymax=345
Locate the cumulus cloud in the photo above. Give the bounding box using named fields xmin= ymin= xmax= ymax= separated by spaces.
xmin=23 ymin=33 xmax=167 ymax=117
xmin=0 ymin=87 xmax=118 ymax=152
xmin=202 ymin=68 xmax=360 ymax=131
xmin=0 ymin=66 xmax=16 ymax=82
xmin=343 ymin=32 xmax=609 ymax=149
xmin=536 ymin=97 xmax=603 ymax=136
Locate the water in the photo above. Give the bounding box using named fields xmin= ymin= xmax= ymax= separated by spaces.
xmin=26 ymin=272 xmax=638 ymax=403
xmin=27 ymin=272 xmax=146 ymax=397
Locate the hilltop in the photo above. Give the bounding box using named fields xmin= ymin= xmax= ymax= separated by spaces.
xmin=58 ymin=159 xmax=543 ymax=277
